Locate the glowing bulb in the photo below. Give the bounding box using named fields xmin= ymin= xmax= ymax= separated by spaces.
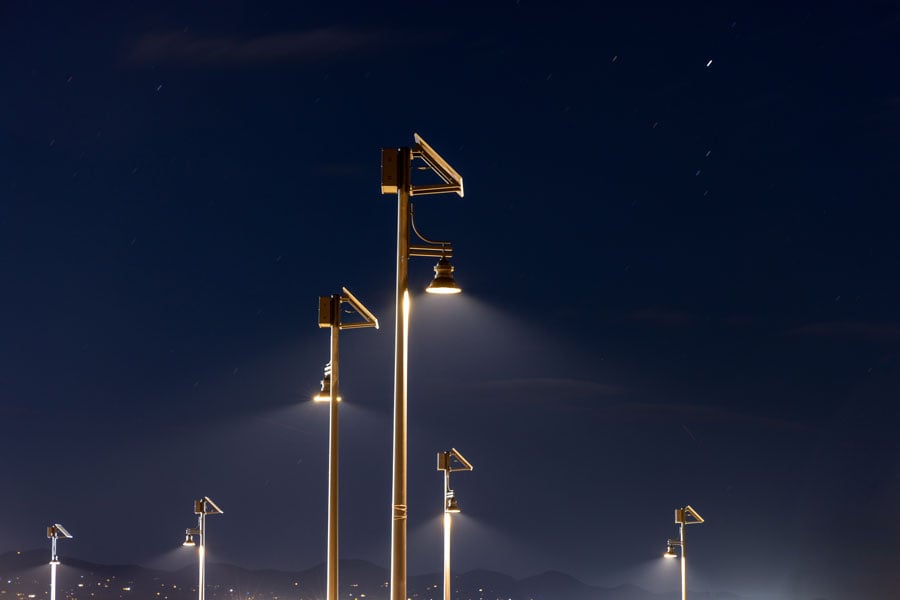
xmin=313 ymin=394 xmax=342 ymax=402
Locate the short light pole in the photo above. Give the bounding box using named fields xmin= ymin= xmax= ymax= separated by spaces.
xmin=381 ymin=133 xmax=465 ymax=600
xmin=47 ymin=523 xmax=73 ymax=600
xmin=436 ymin=449 xmax=473 ymax=600
xmin=663 ymin=505 xmax=704 ymax=600
xmin=182 ymin=496 xmax=223 ymax=600
xmin=314 ymin=287 xmax=379 ymax=600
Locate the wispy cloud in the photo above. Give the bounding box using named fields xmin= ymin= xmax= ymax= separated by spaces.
xmin=602 ymin=401 xmax=811 ymax=431
xmin=465 ymin=379 xmax=808 ymax=431
xmin=625 ymin=307 xmax=761 ymax=329
xmin=789 ymin=320 xmax=900 ymax=342
xmin=479 ymin=377 xmax=625 ymax=397
xmin=125 ymin=28 xmax=381 ymax=67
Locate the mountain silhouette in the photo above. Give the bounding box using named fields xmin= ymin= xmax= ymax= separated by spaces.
xmin=0 ymin=550 xmax=748 ymax=600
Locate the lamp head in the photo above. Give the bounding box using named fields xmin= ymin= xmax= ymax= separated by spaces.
xmin=664 ymin=543 xmax=678 ymax=558
xmin=313 ymin=372 xmax=332 ymax=402
xmin=49 ymin=559 xmax=60 ymax=566
xmin=426 ymin=257 xmax=461 ymax=295
xmin=183 ymin=532 xmax=196 ymax=547
xmin=445 ymin=492 xmax=461 ymax=514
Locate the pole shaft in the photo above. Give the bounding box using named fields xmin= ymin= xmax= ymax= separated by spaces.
xmin=199 ymin=512 xmax=205 ymax=600
xmin=443 ymin=512 xmax=452 ymax=600
xmin=50 ymin=561 xmax=57 ymax=600
xmin=443 ymin=471 xmax=451 ymax=600
xmin=326 ymin=302 xmax=340 ymax=600
xmin=390 ymin=147 xmax=411 ymax=600
xmin=680 ymin=521 xmax=686 ymax=600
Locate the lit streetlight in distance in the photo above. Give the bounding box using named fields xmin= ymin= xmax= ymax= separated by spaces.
xmin=315 ymin=287 xmax=379 ymax=600
xmin=437 ymin=449 xmax=473 ymax=600
xmin=182 ymin=496 xmax=223 ymax=600
xmin=381 ymin=133 xmax=464 ymax=600
xmin=47 ymin=523 xmax=72 ymax=600
xmin=663 ymin=505 xmax=705 ymax=600
xmin=313 ymin=362 xmax=340 ymax=403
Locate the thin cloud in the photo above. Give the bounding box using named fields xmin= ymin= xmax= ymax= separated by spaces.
xmin=603 ymin=401 xmax=811 ymax=431
xmin=125 ymin=28 xmax=381 ymax=66
xmin=463 ymin=381 xmax=808 ymax=431
xmin=627 ymin=307 xmax=761 ymax=328
xmin=790 ymin=320 xmax=900 ymax=341
xmin=479 ymin=377 xmax=625 ymax=397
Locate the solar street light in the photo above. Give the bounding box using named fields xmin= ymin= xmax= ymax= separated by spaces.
xmin=47 ymin=523 xmax=72 ymax=600
xmin=662 ymin=505 xmax=704 ymax=600
xmin=315 ymin=287 xmax=378 ymax=600
xmin=182 ymin=497 xmax=223 ymax=600
xmin=437 ymin=448 xmax=473 ymax=600
xmin=381 ymin=134 xmax=465 ymax=600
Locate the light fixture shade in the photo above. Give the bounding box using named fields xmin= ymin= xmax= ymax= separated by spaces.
xmin=445 ymin=495 xmax=460 ymax=513
xmin=664 ymin=544 xmax=677 ymax=558
xmin=183 ymin=534 xmax=196 ymax=547
xmin=313 ymin=373 xmax=332 ymax=402
xmin=426 ymin=257 xmax=461 ymax=294
xmin=49 ymin=559 xmax=61 ymax=566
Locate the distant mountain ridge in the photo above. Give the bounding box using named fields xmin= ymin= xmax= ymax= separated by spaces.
xmin=0 ymin=550 xmax=745 ymax=600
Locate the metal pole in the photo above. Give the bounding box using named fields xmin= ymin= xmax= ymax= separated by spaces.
xmin=443 ymin=470 xmax=451 ymax=600
xmin=326 ymin=296 xmax=341 ymax=600
xmin=680 ymin=520 xmax=686 ymax=600
xmin=49 ymin=559 xmax=57 ymax=600
xmin=390 ymin=147 xmax=411 ymax=600
xmin=198 ymin=511 xmax=206 ymax=600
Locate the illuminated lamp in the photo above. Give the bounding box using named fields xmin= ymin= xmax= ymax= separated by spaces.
xmin=425 ymin=257 xmax=461 ymax=294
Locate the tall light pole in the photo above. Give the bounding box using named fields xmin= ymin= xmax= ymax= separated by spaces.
xmin=381 ymin=134 xmax=464 ymax=600
xmin=663 ymin=505 xmax=705 ymax=600
xmin=437 ymin=449 xmax=473 ymax=600
xmin=182 ymin=496 xmax=223 ymax=600
xmin=314 ymin=287 xmax=379 ymax=600
xmin=47 ymin=523 xmax=72 ymax=600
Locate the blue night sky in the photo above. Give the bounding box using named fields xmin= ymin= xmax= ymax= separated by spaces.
xmin=1 ymin=2 xmax=899 ymax=600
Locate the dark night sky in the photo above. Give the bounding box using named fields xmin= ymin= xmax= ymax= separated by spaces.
xmin=2 ymin=2 xmax=899 ymax=599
